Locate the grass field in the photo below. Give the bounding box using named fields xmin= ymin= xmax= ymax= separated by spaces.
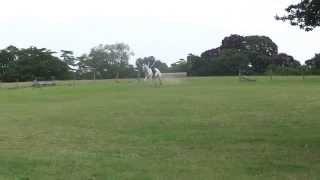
xmin=0 ymin=77 xmax=319 ymax=180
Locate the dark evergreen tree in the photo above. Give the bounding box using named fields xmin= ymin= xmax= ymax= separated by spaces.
xmin=276 ymin=0 xmax=320 ymax=31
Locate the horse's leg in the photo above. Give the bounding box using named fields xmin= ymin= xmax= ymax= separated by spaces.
xmin=152 ymin=75 xmax=159 ymax=87
xmin=145 ymin=74 xmax=150 ymax=81
xmin=152 ymin=76 xmax=157 ymax=87
xmin=158 ymin=77 xmax=162 ymax=86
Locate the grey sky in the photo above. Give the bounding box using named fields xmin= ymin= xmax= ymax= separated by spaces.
xmin=0 ymin=0 xmax=319 ymax=65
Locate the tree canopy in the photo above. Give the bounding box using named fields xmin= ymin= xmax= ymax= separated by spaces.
xmin=187 ymin=34 xmax=301 ymax=76
xmin=305 ymin=53 xmax=320 ymax=74
xmin=276 ymin=0 xmax=320 ymax=31
xmin=0 ymin=35 xmax=318 ymax=82
xmin=0 ymin=46 xmax=71 ymax=82
xmin=170 ymin=59 xmax=189 ymax=73
xmin=78 ymin=43 xmax=135 ymax=79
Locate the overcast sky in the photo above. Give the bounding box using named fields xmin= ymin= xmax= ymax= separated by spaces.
xmin=0 ymin=0 xmax=319 ymax=65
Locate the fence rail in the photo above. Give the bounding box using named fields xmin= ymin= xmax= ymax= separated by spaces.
xmin=0 ymin=75 xmax=320 ymax=89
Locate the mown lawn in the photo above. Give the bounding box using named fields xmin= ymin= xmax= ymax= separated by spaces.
xmin=0 ymin=77 xmax=319 ymax=180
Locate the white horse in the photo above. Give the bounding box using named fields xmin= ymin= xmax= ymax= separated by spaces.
xmin=143 ymin=64 xmax=153 ymax=81
xmin=142 ymin=63 xmax=162 ymax=86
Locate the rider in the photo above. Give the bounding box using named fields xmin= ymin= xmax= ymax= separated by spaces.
xmin=151 ymin=67 xmax=156 ymax=78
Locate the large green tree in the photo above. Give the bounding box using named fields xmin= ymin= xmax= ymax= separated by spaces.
xmin=276 ymin=0 xmax=320 ymax=31
xmin=80 ymin=43 xmax=134 ymax=79
xmin=16 ymin=47 xmax=70 ymax=81
xmin=305 ymin=53 xmax=320 ymax=74
xmin=186 ymin=54 xmax=206 ymax=76
xmin=267 ymin=53 xmax=302 ymax=75
xmin=189 ymin=35 xmax=280 ymax=76
xmin=60 ymin=50 xmax=76 ymax=67
xmin=0 ymin=46 xmax=19 ymax=78
xmin=170 ymin=59 xmax=189 ymax=73
xmin=0 ymin=46 xmax=70 ymax=82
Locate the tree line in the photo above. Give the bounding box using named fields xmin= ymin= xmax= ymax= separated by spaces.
xmin=0 ymin=44 xmax=173 ymax=82
xmin=1 ymin=34 xmax=320 ymax=82
xmin=0 ymin=46 xmax=70 ymax=82
xmin=181 ymin=34 xmax=320 ymax=76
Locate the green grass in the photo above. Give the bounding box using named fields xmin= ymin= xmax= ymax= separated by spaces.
xmin=0 ymin=77 xmax=319 ymax=180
